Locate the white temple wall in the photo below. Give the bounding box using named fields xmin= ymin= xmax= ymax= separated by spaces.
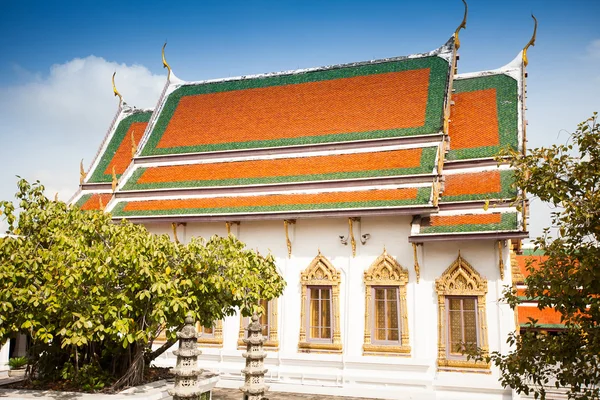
xmin=146 ymin=217 xmax=515 ymax=399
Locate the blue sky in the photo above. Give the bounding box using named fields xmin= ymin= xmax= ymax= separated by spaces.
xmin=0 ymin=0 xmax=599 ymax=238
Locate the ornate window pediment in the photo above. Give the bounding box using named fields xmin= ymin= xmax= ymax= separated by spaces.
xmin=363 ymin=249 xmax=410 ymax=356
xmin=435 ymin=252 xmax=490 ymax=371
xmin=298 ymin=251 xmax=342 ymax=353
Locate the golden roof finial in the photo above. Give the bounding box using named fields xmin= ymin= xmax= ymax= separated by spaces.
xmin=111 ymin=166 xmax=117 ymax=192
xmin=523 ymin=14 xmax=538 ymax=67
xmin=54 ymin=192 xmax=59 ymax=202
xmin=131 ymin=130 xmax=137 ymax=157
xmin=162 ymin=42 xmax=172 ymax=80
xmin=79 ymin=159 xmax=87 ymax=184
xmin=98 ymin=195 xmax=104 ymax=211
xmin=112 ymin=72 xmax=123 ymax=106
xmin=454 ymin=0 xmax=468 ymax=50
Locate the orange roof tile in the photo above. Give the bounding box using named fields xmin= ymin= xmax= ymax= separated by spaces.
xmin=518 ymin=306 xmax=564 ymax=326
xmin=429 ymin=213 xmax=502 ymax=227
xmin=137 ymin=148 xmax=424 ymax=185
xmin=80 ymin=193 xmax=113 ymax=211
xmin=444 ymin=171 xmax=501 ymax=197
xmin=157 ymin=69 xmax=430 ymax=149
xmin=104 ymin=122 xmax=147 ymax=175
xmin=449 ymin=88 xmax=499 ymax=150
xmin=123 ymin=188 xmax=419 ymax=212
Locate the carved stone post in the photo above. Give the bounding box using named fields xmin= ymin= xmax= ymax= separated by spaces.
xmin=169 ymin=314 xmax=212 ymax=400
xmin=240 ymin=313 xmax=269 ymax=400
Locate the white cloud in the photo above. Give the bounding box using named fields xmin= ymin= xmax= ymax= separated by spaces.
xmin=586 ymin=39 xmax=600 ymax=59
xmin=0 ymin=56 xmax=165 ymax=212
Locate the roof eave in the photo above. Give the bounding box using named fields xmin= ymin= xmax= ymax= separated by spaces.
xmin=409 ymin=230 xmax=528 ymax=243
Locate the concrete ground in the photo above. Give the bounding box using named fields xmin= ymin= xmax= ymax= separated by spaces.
xmin=212 ymin=387 xmax=376 ymax=400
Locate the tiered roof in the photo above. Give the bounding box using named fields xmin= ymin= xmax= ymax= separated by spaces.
xmin=408 ymin=52 xmax=528 ymax=242
xmin=71 ymin=14 xmax=534 ymax=243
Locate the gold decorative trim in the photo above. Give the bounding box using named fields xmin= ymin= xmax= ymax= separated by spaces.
xmin=284 ymin=220 xmax=295 ymax=258
xmin=437 ymin=142 xmax=445 ymax=175
xmin=453 ymin=0 xmax=468 ymax=50
xmin=197 ymin=320 xmax=223 ymax=347
xmin=435 ymin=252 xmax=490 ymax=370
xmin=225 ymin=221 xmax=240 ymax=236
xmin=497 ymin=240 xmax=504 ymax=280
xmin=522 ymin=14 xmax=538 ymax=67
xmin=237 ymin=298 xmax=279 ymax=350
xmin=111 ymin=166 xmax=117 ymax=192
xmin=162 ymin=42 xmax=172 ymax=81
xmin=349 ymin=218 xmax=357 ymax=257
xmin=131 ymin=131 xmax=137 ymax=157
xmin=363 ymin=344 xmax=411 ymax=355
xmin=432 ymin=178 xmax=440 ymax=207
xmin=412 ymin=243 xmax=421 ymax=283
xmin=79 ymin=159 xmax=87 ymax=184
xmin=299 ymin=251 xmax=342 ymax=353
xmin=111 ymin=71 xmax=123 ymax=106
xmin=98 ymin=196 xmax=105 ymax=211
xmin=363 ymin=248 xmax=410 ymax=356
xmin=171 ymin=222 xmax=179 ymax=244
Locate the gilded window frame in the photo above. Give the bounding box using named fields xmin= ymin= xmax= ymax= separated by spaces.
xmin=196 ymin=320 xmax=223 ymax=347
xmin=435 ymin=253 xmax=490 ymax=371
xmin=363 ymin=249 xmax=410 ymax=356
xmin=237 ymin=298 xmax=279 ymax=350
xmin=298 ymin=251 xmax=342 ymax=353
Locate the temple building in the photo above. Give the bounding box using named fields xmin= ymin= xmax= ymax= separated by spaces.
xmin=65 ymin=7 xmax=545 ymax=399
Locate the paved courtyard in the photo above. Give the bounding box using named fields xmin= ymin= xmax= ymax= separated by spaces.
xmin=212 ymin=387 xmax=377 ymax=400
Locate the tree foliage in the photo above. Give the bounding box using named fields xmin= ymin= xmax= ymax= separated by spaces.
xmin=489 ymin=113 xmax=600 ymax=399
xmin=0 ymin=179 xmax=285 ymax=390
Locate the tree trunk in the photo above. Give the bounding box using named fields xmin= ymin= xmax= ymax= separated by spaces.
xmin=144 ymin=339 xmax=177 ymax=365
xmin=111 ymin=345 xmax=145 ymax=391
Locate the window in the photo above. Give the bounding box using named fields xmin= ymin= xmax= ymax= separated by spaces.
xmin=238 ymin=298 xmax=279 ymax=349
xmin=373 ymin=287 xmax=400 ymax=344
xmin=196 ymin=320 xmax=223 ymax=347
xmin=447 ymin=297 xmax=478 ymax=356
xmin=435 ymin=252 xmax=489 ymax=370
xmin=308 ymin=286 xmax=332 ymax=341
xmin=363 ymin=249 xmax=410 ymax=355
xmin=298 ymin=251 xmax=342 ymax=353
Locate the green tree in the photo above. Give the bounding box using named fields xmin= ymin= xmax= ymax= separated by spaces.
xmin=0 ymin=179 xmax=285 ymax=390
xmin=487 ymin=113 xmax=600 ymax=399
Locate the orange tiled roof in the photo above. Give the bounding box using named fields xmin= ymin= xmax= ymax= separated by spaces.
xmin=111 ymin=186 xmax=432 ymax=218
xmin=444 ymin=171 xmax=501 ymax=196
xmin=104 ymin=122 xmax=147 ymax=175
xmin=86 ymin=110 xmax=152 ymax=183
xmin=122 ymin=147 xmax=437 ymax=191
xmin=158 ymin=70 xmax=430 ymax=150
xmin=449 ymin=89 xmax=499 ymax=150
xmin=518 ymin=306 xmax=564 ymax=327
xmin=139 ymin=55 xmax=451 ymax=156
xmin=77 ymin=193 xmax=113 ymax=211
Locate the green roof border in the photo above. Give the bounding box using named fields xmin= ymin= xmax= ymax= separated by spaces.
xmin=140 ymin=56 xmax=450 ymax=156
xmin=74 ymin=194 xmax=92 ymax=208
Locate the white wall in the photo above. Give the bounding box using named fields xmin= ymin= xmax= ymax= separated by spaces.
xmin=148 ymin=217 xmax=515 ymax=399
